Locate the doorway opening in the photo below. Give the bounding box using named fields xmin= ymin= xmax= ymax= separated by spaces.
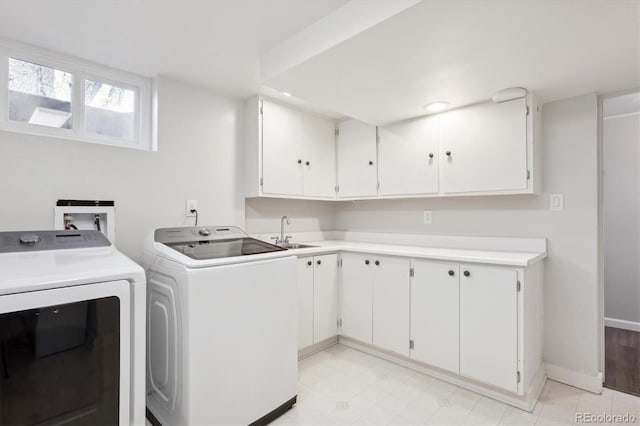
xmin=601 ymin=91 xmax=640 ymax=396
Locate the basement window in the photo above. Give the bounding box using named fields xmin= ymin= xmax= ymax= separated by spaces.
xmin=84 ymin=78 xmax=137 ymax=141
xmin=9 ymin=58 xmax=73 ymax=129
xmin=0 ymin=42 xmax=153 ymax=150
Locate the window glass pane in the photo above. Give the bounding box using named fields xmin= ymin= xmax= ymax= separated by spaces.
xmin=85 ymin=79 xmax=136 ymax=141
xmin=8 ymin=58 xmax=73 ymax=129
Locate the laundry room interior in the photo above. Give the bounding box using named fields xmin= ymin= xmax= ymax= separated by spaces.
xmin=0 ymin=1 xmax=639 ymax=426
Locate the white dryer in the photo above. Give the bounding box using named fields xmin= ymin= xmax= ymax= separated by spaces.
xmin=0 ymin=230 xmax=146 ymax=425
xmin=142 ymin=226 xmax=297 ymax=426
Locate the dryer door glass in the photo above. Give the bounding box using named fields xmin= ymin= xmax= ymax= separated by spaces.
xmin=0 ymin=296 xmax=120 ymax=425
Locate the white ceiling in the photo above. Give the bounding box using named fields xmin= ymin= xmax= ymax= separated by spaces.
xmin=1 ymin=0 xmax=638 ymax=124
xmin=0 ymin=0 xmax=348 ymax=99
xmin=265 ymin=0 xmax=640 ymax=124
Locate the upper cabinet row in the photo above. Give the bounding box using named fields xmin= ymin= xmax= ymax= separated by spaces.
xmin=244 ymin=95 xmax=541 ymax=200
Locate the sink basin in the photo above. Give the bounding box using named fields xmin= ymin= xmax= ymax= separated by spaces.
xmin=278 ymin=243 xmax=318 ymax=250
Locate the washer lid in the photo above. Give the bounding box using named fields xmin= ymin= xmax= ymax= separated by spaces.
xmin=154 ymin=226 xmax=286 ymax=260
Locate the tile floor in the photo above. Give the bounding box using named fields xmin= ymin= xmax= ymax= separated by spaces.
xmin=272 ymin=344 xmax=640 ymax=426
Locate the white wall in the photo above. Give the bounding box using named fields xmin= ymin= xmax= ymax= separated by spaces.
xmin=603 ymin=112 xmax=640 ymax=324
xmin=245 ymin=198 xmax=335 ymax=234
xmin=0 ymin=76 xmax=245 ymax=260
xmin=334 ymin=94 xmax=601 ymax=379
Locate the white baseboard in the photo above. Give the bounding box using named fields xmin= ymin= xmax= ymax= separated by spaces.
xmin=604 ymin=317 xmax=640 ymax=332
xmin=298 ymin=336 xmax=338 ymax=360
xmin=546 ymin=363 xmax=603 ymax=394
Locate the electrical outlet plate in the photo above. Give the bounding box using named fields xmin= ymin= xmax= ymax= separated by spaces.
xmin=550 ymin=193 xmax=564 ymax=211
xmin=423 ymin=210 xmax=433 ymax=224
xmin=186 ymin=200 xmax=197 ymax=217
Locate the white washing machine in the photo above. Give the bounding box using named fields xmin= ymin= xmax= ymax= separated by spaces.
xmin=142 ymin=226 xmax=297 ymax=426
xmin=0 ymin=229 xmax=146 ymax=425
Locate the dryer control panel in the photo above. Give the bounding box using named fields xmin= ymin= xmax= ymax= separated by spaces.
xmin=0 ymin=230 xmax=111 ymax=253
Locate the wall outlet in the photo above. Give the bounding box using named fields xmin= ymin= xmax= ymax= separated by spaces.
xmin=550 ymin=193 xmax=564 ymax=211
xmin=423 ymin=210 xmax=433 ymax=224
xmin=186 ymin=200 xmax=198 ymax=217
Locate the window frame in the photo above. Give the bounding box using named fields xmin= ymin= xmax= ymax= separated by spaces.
xmin=0 ymin=40 xmax=153 ymax=151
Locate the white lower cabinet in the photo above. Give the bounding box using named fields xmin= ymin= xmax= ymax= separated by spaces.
xmin=340 ymin=253 xmax=410 ymax=356
xmin=297 ymin=258 xmax=314 ymax=349
xmin=340 ymin=253 xmax=374 ymax=344
xmin=326 ymin=249 xmax=541 ymax=408
xmin=410 ymin=260 xmax=460 ymax=373
xmin=372 ymin=256 xmax=410 ymax=356
xmin=459 ymin=265 xmax=519 ymax=393
xmin=313 ymin=254 xmax=339 ymax=343
xmin=297 ymin=254 xmax=338 ymax=351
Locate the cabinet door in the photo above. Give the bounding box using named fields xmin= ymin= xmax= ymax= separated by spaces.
xmin=378 ymin=117 xmax=439 ymax=196
xmin=336 ymin=119 xmax=378 ymax=198
xmin=340 ymin=253 xmax=373 ymax=344
xmin=460 ymin=265 xmax=518 ymax=392
xmin=302 ymin=115 xmax=337 ymax=198
xmin=440 ymin=98 xmax=528 ymax=194
xmin=372 ymin=256 xmax=410 ymax=356
xmin=261 ymin=100 xmax=304 ymax=196
xmin=410 ymin=261 xmax=459 ymax=373
xmin=297 ymin=257 xmax=314 ymax=350
xmin=313 ymin=254 xmax=338 ymax=343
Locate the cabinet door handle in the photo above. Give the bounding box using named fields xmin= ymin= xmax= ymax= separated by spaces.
xmin=446 ymin=151 xmax=452 ymax=157
xmin=448 ymin=270 xmax=455 ymax=276
xmin=429 ymin=153 xmax=434 ymax=159
xmin=365 ymin=260 xmax=370 ymax=265
xmin=307 ymin=260 xmax=312 ymax=266
xmin=298 ymin=159 xmax=302 ymax=164
xmin=369 ymin=160 xmax=374 ymax=165
xmin=317 ymin=259 xmax=322 ymax=265
xmin=305 ymin=161 xmax=310 ymax=166
xmin=463 ymin=270 xmax=471 ymax=277
xmin=375 ymin=260 xmax=380 ymax=266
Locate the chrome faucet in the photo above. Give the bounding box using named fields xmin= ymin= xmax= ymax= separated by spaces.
xmin=271 ymin=216 xmax=292 ymax=246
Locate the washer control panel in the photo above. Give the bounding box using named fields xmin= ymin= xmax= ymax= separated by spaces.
xmin=0 ymin=230 xmax=111 ymax=253
xmin=155 ymin=226 xmax=246 ymax=244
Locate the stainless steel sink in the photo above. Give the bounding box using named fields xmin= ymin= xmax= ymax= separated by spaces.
xmin=278 ymin=243 xmax=318 ymax=250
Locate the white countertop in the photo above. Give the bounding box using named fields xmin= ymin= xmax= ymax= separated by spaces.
xmin=284 ymin=240 xmax=546 ymax=267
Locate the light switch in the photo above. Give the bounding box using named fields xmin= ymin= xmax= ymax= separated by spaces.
xmin=550 ymin=193 xmax=564 ymax=211
xmin=423 ymin=210 xmax=433 ymax=224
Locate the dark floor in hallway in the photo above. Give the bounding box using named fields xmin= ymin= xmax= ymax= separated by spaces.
xmin=605 ymin=326 xmax=640 ymax=396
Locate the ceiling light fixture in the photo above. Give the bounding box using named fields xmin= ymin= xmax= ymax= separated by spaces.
xmin=423 ymin=101 xmax=450 ymax=112
xmin=282 ymin=91 xmax=292 ymax=97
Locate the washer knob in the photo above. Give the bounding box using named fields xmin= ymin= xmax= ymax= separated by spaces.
xmin=19 ymin=234 xmax=41 ymax=246
xmin=198 ymin=228 xmax=211 ymax=236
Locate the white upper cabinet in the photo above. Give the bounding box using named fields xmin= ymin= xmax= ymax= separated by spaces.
xmin=439 ymin=98 xmax=529 ymax=194
xmin=300 ymin=115 xmax=337 ymax=198
xmin=247 ymin=94 xmax=539 ymax=200
xmin=336 ymin=119 xmax=378 ymax=198
xmin=245 ymin=97 xmax=336 ymax=199
xmin=261 ymin=100 xmax=305 ymax=196
xmin=378 ymin=116 xmax=439 ymax=196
